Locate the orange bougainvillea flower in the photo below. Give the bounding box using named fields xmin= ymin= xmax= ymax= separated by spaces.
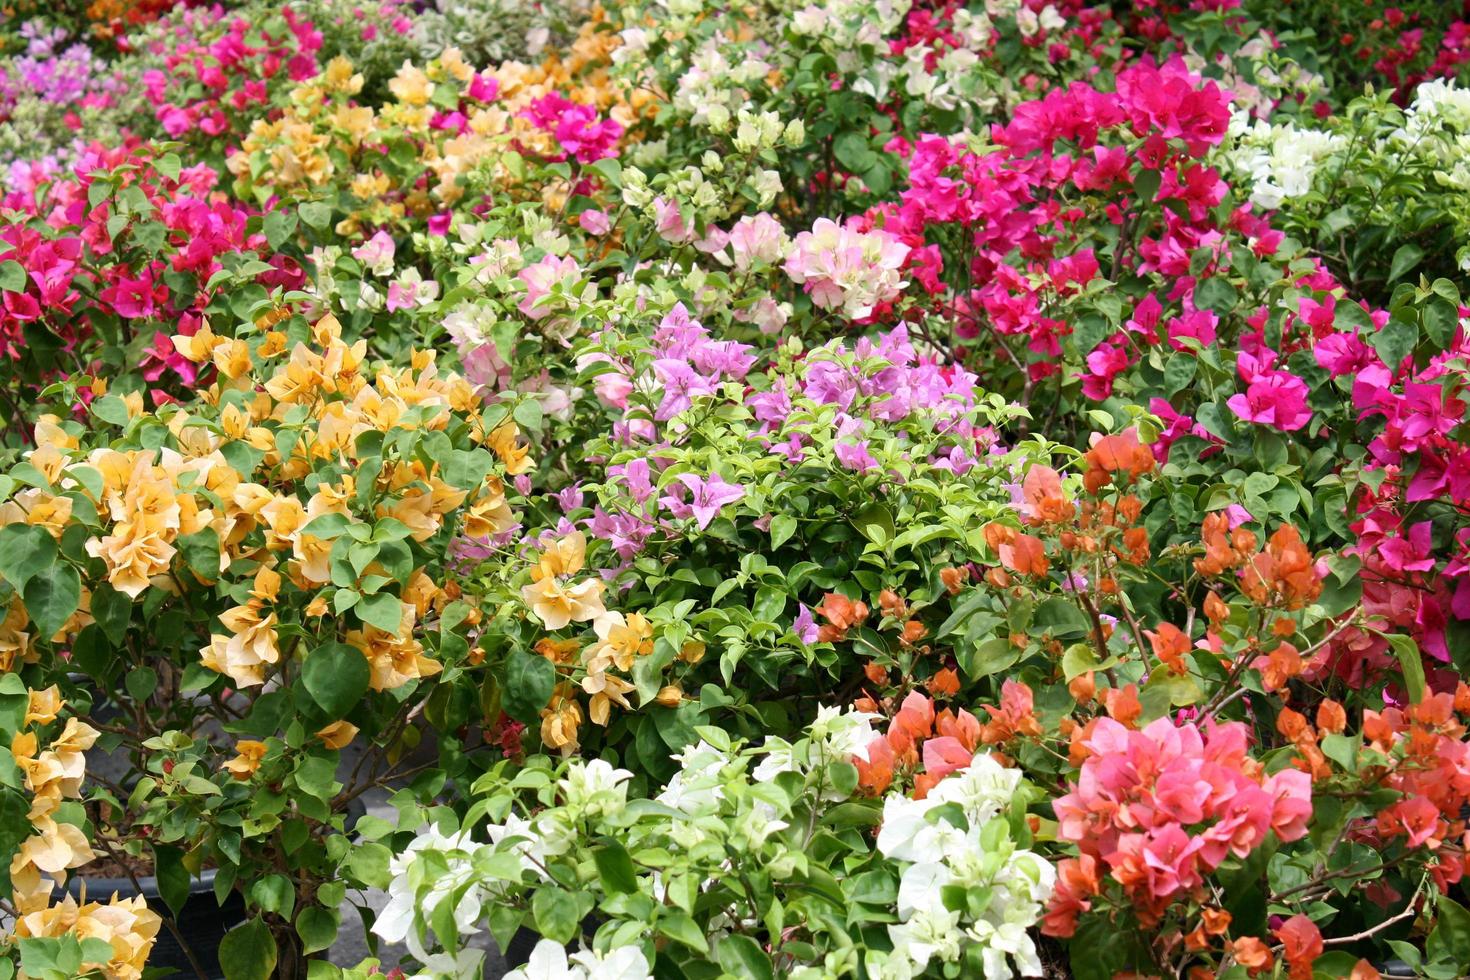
xmin=816 ymin=592 xmax=869 ymax=642
xmin=936 ymin=707 xmax=982 ymax=752
xmin=1274 ymin=915 xmax=1323 ymax=980
xmin=1020 ymin=464 xmax=1074 ymax=524
xmin=1316 ymin=699 xmax=1347 ymax=734
xmin=1240 ymin=524 xmax=1321 ymax=609
xmin=854 ymin=734 xmax=894 ymax=795
xmin=1252 ymin=640 xmax=1304 ymax=692
xmin=1145 ymin=622 xmax=1191 ymax=675
xmin=927 ymin=666 xmax=961 ymax=697
xmin=1196 ymin=512 xmax=1258 ymax=577
xmin=1232 ymin=937 xmax=1274 ymax=975
xmin=986 ymin=523 xmax=1050 ymax=577
xmin=1083 ymin=429 xmax=1155 ymax=493
xmin=1103 ymin=683 xmax=1142 ymax=727
xmin=939 ymin=566 xmax=967 ymax=595
xmin=980 ymin=680 xmax=1042 ymax=743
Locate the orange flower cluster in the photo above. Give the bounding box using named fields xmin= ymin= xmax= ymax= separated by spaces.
xmin=1241 ymin=525 xmax=1322 ymax=609
xmin=1082 ymin=429 xmax=1156 ymax=493
xmin=1197 ymin=519 xmax=1321 ymax=611
xmin=816 ymin=592 xmax=870 ymax=642
xmin=984 ymin=523 xmax=1049 ymax=581
xmin=853 ymin=691 xmax=984 ymax=797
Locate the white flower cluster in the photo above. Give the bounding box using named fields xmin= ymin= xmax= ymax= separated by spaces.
xmin=375 ymin=710 xmax=1051 ymax=979
xmin=372 ymin=762 xmax=627 ymax=979
xmin=671 ymin=38 xmax=774 ymax=129
xmin=1226 ymin=110 xmax=1345 ymax=210
xmin=867 ymin=752 xmax=1055 ymax=980
xmin=505 ymin=940 xmax=652 ymax=980
xmin=1396 ymin=79 xmax=1470 ymax=193
xmin=787 ymin=0 xmax=911 ymax=57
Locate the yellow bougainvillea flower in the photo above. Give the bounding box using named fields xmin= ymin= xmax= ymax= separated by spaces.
xmin=345 ymin=602 xmax=443 ymax=691
xmin=585 ymin=611 xmax=654 ymax=672
xmin=582 ymin=668 xmax=635 ymax=726
xmin=463 ymin=478 xmax=515 ymax=540
xmin=222 ymin=740 xmax=269 ymax=780
xmin=540 ymin=683 xmax=584 ymax=754
xmin=17 ymin=816 xmax=95 ymax=875
xmin=316 ymin=720 xmax=360 ymax=750
xmin=24 ymin=686 xmax=64 ymax=727
xmin=534 ymin=530 xmax=587 ymax=579
xmin=389 ymin=61 xmax=434 ymax=105
xmin=201 ymin=603 xmax=280 ymax=688
xmin=488 ymin=421 xmax=535 ymax=475
xmin=14 ymin=893 xmax=161 ymax=980
xmin=522 ymin=575 xmax=605 ymax=631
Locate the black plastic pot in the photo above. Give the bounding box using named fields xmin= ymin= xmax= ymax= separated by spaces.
xmin=65 ymin=867 xmax=246 ymax=980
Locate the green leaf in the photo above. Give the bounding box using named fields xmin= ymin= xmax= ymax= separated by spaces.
xmin=1370 ymin=317 xmax=1418 ymax=370
xmin=1388 ymin=243 xmax=1424 ymax=283
xmin=1195 ymin=278 xmax=1237 ymax=314
xmin=0 ymin=261 xmax=26 ymax=293
xmin=1430 ymin=896 xmax=1470 ymax=968
xmin=769 ymin=513 xmax=797 ymax=549
xmin=1423 ymin=297 xmax=1459 ymax=348
xmin=153 ymin=844 xmax=190 ymax=919
xmin=1132 ymin=167 xmax=1161 ymax=204
xmin=125 ymin=667 xmax=157 ymax=702
xmin=633 ymin=637 xmax=677 ymax=705
xmin=302 ymin=642 xmax=371 ymax=720
xmin=513 ymin=398 xmax=543 ymax=432
xmin=502 ymin=648 xmax=556 ymax=724
xmin=90 ymin=395 xmax=132 ymax=427
xmin=532 ymin=887 xmax=580 ymax=946
xmin=1163 ymin=354 xmax=1197 ymax=396
xmin=250 ymin=874 xmax=295 ymax=919
xmin=23 ymin=562 xmax=80 ymax=643
xmin=356 ymin=592 xmax=404 ymax=633
xmin=656 ymin=911 xmax=708 ymax=952
xmin=91 ymin=583 xmax=131 ymax=646
xmin=958 ymin=636 xmax=1020 ymax=680
xmin=219 ymin=917 xmax=277 ymax=980
xmin=833 ymin=131 xmax=876 ymax=173
xmin=298 ymin=201 xmax=332 ymax=231
xmin=851 ymin=504 xmax=893 ymax=546
xmin=345 ymin=842 xmax=392 ymax=889
xmin=296 ymin=906 xmax=340 ymax=955
xmin=263 ymin=210 xmax=298 ymax=251
xmin=593 ymin=841 xmax=638 ymax=894
xmin=0 ymin=524 xmax=57 ymax=591
xmin=178 ymin=528 xmax=221 ymax=579
xmin=1388 ymin=634 xmax=1426 ymax=704
xmin=717 ymin=934 xmax=773 ymax=980
xmin=936 ymin=590 xmax=987 ymax=638
xmin=752 ymin=585 xmax=786 ymax=624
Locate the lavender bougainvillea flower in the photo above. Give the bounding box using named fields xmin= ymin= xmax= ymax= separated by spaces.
xmin=659 ymin=473 xmax=745 ymax=530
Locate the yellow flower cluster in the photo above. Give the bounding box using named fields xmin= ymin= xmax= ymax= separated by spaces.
xmin=9 ymin=687 xmax=161 ymax=980
xmin=524 ymin=531 xmax=690 ymax=752
xmin=4 ymin=311 xmax=518 ymax=694
xmin=228 ymin=50 xmax=514 ymax=234
xmin=227 ymin=25 xmax=647 ymax=235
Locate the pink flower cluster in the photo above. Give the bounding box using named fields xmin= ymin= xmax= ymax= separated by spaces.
xmin=522 ymin=93 xmax=624 ymax=164
xmin=782 ymin=218 xmax=910 ymax=321
xmin=1052 ymin=717 xmax=1311 ymax=920
xmin=0 ymin=141 xmax=300 ymax=392
xmin=143 ymin=5 xmax=322 ymax=143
